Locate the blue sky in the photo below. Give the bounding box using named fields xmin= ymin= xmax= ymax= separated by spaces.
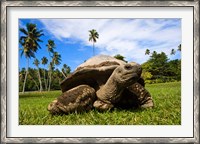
xmin=19 ymin=18 xmax=181 ymax=72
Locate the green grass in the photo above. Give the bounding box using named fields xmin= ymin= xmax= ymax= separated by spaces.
xmin=19 ymin=82 xmax=181 ymax=125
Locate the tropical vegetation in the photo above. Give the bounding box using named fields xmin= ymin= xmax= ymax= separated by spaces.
xmin=19 ymin=23 xmax=70 ymax=92
xmin=114 ymin=54 xmax=127 ymax=62
xmin=142 ymin=46 xmax=181 ymax=84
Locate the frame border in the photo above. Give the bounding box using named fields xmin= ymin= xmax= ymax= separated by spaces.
xmin=1 ymin=0 xmax=199 ymax=143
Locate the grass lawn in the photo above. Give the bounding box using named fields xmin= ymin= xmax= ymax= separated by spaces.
xmin=19 ymin=82 xmax=181 ymax=125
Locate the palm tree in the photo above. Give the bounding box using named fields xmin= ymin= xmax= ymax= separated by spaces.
xmin=46 ymin=40 xmax=56 ymax=91
xmin=48 ymin=52 xmax=61 ymax=91
xmin=61 ymin=64 xmax=71 ymax=78
xmin=41 ymin=57 xmax=48 ymax=91
xmin=52 ymin=52 xmax=61 ymax=65
xmin=46 ymin=40 xmax=55 ymax=57
xmin=48 ymin=62 xmax=55 ymax=91
xmin=28 ymin=72 xmax=40 ymax=91
xmin=89 ymin=29 xmax=99 ymax=56
xmin=114 ymin=54 xmax=127 ymax=62
xmin=170 ymin=49 xmax=176 ymax=55
xmin=19 ymin=23 xmax=43 ymax=93
xmin=33 ymin=59 xmax=43 ymax=92
xmin=145 ymin=49 xmax=150 ymax=55
xmin=19 ymin=68 xmax=26 ymax=82
xmin=53 ymin=69 xmax=63 ymax=84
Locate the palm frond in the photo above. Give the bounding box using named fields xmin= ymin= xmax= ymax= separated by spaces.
xmin=19 ymin=36 xmax=27 ymax=41
xmin=20 ymin=50 xmax=24 ymax=57
xmin=19 ymin=28 xmax=28 ymax=35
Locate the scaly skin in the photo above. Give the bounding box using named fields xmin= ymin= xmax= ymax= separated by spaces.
xmin=48 ymin=85 xmax=96 ymax=114
xmin=128 ymin=83 xmax=154 ymax=108
xmin=94 ymin=63 xmax=142 ymax=111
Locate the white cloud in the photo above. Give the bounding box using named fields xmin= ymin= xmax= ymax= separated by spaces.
xmin=40 ymin=19 xmax=181 ymax=64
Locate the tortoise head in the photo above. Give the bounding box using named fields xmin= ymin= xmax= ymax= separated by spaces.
xmin=113 ymin=62 xmax=142 ymax=87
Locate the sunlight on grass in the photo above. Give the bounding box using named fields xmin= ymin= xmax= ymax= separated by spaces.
xmin=19 ymin=82 xmax=181 ymax=125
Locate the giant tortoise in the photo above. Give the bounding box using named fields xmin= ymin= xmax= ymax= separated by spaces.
xmin=48 ymin=55 xmax=154 ymax=114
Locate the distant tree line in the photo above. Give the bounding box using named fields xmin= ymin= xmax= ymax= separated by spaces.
xmin=142 ymin=48 xmax=181 ymax=84
xmin=19 ymin=65 xmax=71 ymax=92
xmin=114 ymin=44 xmax=181 ymax=84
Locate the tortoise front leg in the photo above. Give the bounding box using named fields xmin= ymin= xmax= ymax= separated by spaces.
xmin=47 ymin=85 xmax=96 ymax=114
xmin=128 ymin=82 xmax=154 ymax=108
xmin=116 ymin=82 xmax=154 ymax=109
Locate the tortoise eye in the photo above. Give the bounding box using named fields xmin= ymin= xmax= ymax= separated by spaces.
xmin=137 ymin=65 xmax=142 ymax=71
xmin=124 ymin=64 xmax=132 ymax=70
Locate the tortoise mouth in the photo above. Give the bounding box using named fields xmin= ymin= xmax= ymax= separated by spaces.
xmin=124 ymin=71 xmax=141 ymax=77
xmin=121 ymin=73 xmax=140 ymax=85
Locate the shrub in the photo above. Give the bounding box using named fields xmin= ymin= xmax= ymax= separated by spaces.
xmin=142 ymin=71 xmax=153 ymax=80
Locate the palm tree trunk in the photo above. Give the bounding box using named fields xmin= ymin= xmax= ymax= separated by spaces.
xmin=22 ymin=58 xmax=29 ymax=93
xmin=46 ymin=74 xmax=49 ymax=91
xmin=48 ymin=52 xmax=52 ymax=91
xmin=32 ymin=78 xmax=39 ymax=91
xmin=61 ymin=70 xmax=67 ymax=78
xmin=37 ymin=67 xmax=43 ymax=92
xmin=48 ymin=70 xmax=52 ymax=91
xmin=43 ymin=69 xmax=47 ymax=91
xmin=93 ymin=42 xmax=95 ymax=56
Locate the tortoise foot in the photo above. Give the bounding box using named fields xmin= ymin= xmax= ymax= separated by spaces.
xmin=93 ymin=100 xmax=114 ymax=111
xmin=129 ymin=83 xmax=154 ymax=108
xmin=140 ymin=98 xmax=154 ymax=108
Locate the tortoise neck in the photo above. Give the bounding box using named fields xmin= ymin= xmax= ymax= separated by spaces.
xmin=97 ymin=72 xmax=123 ymax=103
